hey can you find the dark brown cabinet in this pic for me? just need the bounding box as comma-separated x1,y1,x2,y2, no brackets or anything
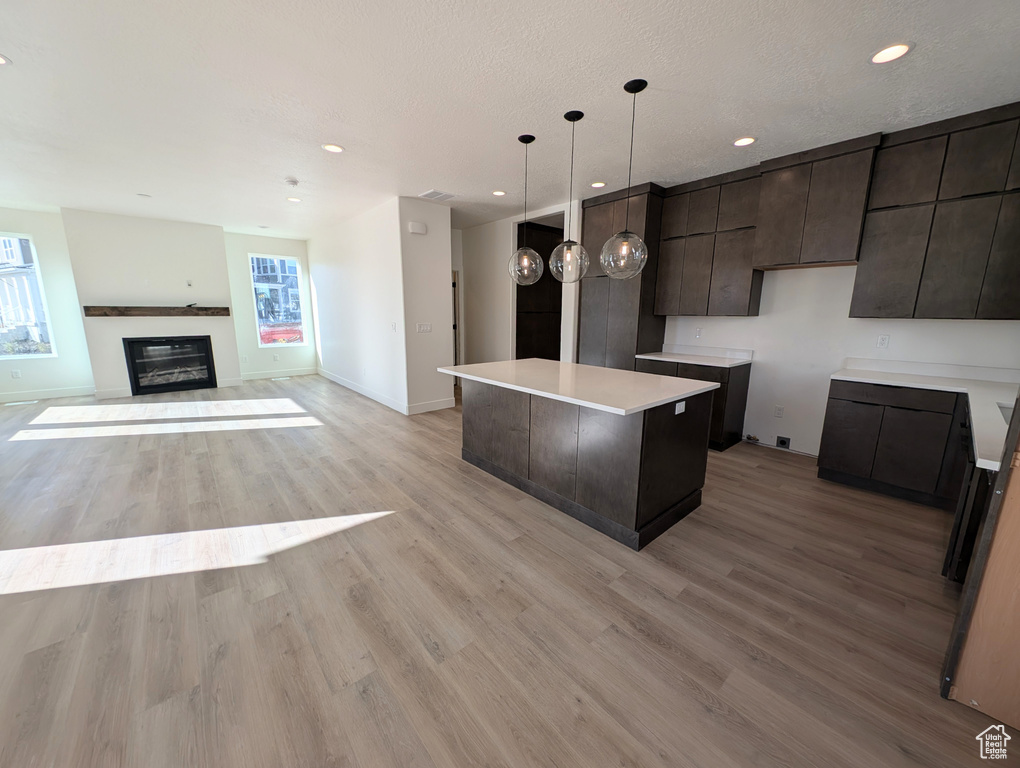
753,164,811,268
977,193,1020,319
915,197,1001,319
708,230,761,316
818,380,969,509
717,177,760,231
578,186,665,371
653,238,684,316
660,193,689,239
868,136,947,209
938,120,1019,200
678,234,714,315
849,205,935,318
635,359,751,451
687,187,719,235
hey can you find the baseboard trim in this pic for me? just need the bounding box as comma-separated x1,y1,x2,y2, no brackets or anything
241,368,317,381
407,397,456,415
94,387,133,400
817,467,956,511
1,385,96,404
316,368,408,414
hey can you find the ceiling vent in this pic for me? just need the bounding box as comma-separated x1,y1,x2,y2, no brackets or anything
419,189,454,202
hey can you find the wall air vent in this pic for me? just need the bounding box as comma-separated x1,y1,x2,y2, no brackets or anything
418,189,454,202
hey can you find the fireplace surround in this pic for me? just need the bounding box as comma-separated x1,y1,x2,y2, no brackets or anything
123,336,217,396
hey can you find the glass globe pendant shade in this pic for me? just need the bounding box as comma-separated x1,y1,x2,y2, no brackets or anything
548,240,589,283
600,230,648,280
508,246,544,286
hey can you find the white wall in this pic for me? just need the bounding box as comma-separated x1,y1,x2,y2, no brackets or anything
0,207,94,402
451,229,466,366
61,209,242,398
223,233,315,380
665,266,1020,456
308,198,409,412
398,198,455,414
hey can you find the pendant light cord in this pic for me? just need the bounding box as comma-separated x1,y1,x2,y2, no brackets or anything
625,91,637,232
523,142,529,248
567,120,576,240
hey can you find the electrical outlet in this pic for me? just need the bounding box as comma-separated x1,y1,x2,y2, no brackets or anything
675,401,686,415
695,327,702,339
877,334,890,349
776,436,791,449
416,323,432,333
10,370,22,379
774,405,785,418
273,353,280,361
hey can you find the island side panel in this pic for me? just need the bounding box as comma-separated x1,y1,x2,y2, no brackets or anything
575,407,643,529
461,379,494,461
529,398,580,501
462,380,530,477
637,391,714,529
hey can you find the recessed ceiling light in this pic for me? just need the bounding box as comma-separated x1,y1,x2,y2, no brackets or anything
321,144,344,153
492,190,506,196
287,197,301,203
871,43,911,64
0,54,10,65
734,137,755,147
591,182,606,188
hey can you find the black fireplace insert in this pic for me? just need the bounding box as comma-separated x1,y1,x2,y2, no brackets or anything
123,336,217,396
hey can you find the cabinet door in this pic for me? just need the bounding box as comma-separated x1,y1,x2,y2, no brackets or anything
687,187,720,235
635,359,678,376
654,238,684,315
871,407,953,494
678,234,714,315
868,137,947,209
849,205,934,318
660,194,689,239
938,120,1019,200
1008,129,1020,191
753,164,811,267
800,149,874,264
578,276,609,366
817,399,884,478
606,273,641,370
717,177,761,231
581,201,615,278
915,197,1001,318
977,193,1020,319
708,230,758,316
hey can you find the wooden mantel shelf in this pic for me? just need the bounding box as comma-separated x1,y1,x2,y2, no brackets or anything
83,306,231,318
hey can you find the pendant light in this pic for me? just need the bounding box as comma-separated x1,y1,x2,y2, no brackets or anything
549,111,589,283
508,134,544,286
601,79,649,280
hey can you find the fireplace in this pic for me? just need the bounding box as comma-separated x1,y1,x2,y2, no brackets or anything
123,336,217,396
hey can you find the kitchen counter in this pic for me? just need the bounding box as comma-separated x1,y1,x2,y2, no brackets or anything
635,352,751,369
832,367,1019,471
439,359,718,549
439,358,718,416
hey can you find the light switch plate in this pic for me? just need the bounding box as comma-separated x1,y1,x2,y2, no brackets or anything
675,401,686,415
416,323,432,333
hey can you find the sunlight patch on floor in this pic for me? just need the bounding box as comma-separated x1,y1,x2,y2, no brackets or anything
10,416,323,440
0,512,393,594
30,398,307,424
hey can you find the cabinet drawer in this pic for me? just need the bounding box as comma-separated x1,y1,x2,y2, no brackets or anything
635,359,678,376
675,363,729,384
828,380,957,414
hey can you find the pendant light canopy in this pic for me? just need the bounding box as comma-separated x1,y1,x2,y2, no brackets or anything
508,134,545,286
601,79,649,280
549,111,590,284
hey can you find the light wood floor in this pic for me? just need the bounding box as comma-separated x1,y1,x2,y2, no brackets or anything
0,375,998,767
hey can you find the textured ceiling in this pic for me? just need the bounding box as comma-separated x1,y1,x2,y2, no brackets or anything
1,0,1019,236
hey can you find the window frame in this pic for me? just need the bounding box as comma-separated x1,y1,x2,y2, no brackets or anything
0,232,58,360
248,253,308,349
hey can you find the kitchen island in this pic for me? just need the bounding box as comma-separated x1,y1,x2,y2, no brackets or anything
438,359,719,549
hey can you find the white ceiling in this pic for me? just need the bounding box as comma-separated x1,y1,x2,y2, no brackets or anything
1,0,1019,238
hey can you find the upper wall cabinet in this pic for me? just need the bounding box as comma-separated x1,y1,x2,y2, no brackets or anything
753,136,878,269
578,186,665,370
851,104,1020,319
654,168,763,317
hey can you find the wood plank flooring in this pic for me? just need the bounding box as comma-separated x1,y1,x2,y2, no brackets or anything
0,375,1000,767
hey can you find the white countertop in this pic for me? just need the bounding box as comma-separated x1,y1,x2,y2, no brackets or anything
439,359,720,416
636,352,752,368
832,367,1019,471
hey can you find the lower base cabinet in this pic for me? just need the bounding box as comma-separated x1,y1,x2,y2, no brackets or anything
817,380,969,509
635,359,751,451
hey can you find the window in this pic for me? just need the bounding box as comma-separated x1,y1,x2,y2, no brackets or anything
0,235,55,357
249,254,306,346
